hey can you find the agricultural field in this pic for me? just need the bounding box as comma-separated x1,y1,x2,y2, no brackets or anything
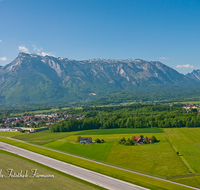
9,128,189,177
0,131,22,137
13,130,79,145
10,106,71,116
4,127,200,188
0,150,102,190
164,128,200,173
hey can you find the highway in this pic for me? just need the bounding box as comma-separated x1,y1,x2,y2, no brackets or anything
0,141,148,190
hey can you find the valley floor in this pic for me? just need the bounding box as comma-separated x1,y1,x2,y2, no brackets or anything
1,127,200,189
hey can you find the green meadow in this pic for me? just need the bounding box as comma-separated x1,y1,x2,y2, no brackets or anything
10,107,71,116
13,130,79,145
0,136,193,190
77,128,164,135
165,128,200,173
0,150,102,190
5,127,200,188
44,141,113,161
0,131,22,137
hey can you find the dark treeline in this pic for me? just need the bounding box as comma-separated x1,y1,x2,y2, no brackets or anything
50,104,200,132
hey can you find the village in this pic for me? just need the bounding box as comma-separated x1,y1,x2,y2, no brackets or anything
0,111,84,132
182,103,200,113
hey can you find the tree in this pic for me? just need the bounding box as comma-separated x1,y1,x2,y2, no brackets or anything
145,136,149,144
132,137,137,143
95,138,101,143
118,137,126,144
150,135,158,143
77,136,81,142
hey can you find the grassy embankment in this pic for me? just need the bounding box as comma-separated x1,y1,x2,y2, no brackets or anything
0,149,103,190
0,134,192,190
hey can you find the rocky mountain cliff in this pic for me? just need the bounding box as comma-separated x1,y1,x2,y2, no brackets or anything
186,69,200,81
0,53,199,105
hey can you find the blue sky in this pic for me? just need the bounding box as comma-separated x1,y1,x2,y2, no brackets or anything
0,0,199,74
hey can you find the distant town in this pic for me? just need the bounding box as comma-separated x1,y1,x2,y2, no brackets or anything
0,110,84,132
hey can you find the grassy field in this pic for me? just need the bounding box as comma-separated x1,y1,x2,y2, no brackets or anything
173,101,200,104
0,149,102,190
13,130,79,145
10,107,71,116
0,136,192,190
77,128,164,136
44,141,114,162
0,132,22,137
12,128,189,177
165,128,200,173
5,127,200,188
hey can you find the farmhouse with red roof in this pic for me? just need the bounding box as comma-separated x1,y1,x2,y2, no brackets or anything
132,136,152,144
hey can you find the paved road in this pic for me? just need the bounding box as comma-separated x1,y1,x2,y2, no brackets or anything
0,141,148,190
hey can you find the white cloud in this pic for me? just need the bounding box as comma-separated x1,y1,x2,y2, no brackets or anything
32,44,43,52
18,45,29,53
159,57,169,60
41,52,55,57
0,40,2,42
0,57,7,61
176,64,194,69
32,45,54,57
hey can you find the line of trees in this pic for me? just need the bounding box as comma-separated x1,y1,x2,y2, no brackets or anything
50,111,200,132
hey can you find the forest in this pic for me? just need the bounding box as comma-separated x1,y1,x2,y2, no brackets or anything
50,104,200,132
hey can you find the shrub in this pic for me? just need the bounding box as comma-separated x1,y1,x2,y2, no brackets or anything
95,138,101,143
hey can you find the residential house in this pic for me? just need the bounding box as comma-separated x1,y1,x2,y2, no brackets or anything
80,137,92,144
132,136,152,144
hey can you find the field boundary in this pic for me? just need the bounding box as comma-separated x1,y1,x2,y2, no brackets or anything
165,136,195,173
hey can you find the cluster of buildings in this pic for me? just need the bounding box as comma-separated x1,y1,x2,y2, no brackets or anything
79,137,93,144
182,103,200,113
0,111,84,132
132,136,152,144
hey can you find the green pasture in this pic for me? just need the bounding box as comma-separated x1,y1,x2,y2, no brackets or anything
173,101,200,105
0,131,22,137
61,132,189,177
77,128,164,136
0,150,101,190
106,139,189,177
0,136,193,190
10,106,71,116
63,132,159,142
13,130,79,145
44,141,113,162
11,128,191,177
8,127,200,188
165,128,200,173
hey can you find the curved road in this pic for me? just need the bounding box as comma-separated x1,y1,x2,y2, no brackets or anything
0,141,148,190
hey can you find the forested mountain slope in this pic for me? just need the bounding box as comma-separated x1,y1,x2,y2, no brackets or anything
0,52,199,105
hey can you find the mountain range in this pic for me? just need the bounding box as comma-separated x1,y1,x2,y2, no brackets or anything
186,69,200,81
0,52,199,105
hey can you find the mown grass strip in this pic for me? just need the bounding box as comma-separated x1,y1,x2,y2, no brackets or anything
0,136,197,190
0,149,104,190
